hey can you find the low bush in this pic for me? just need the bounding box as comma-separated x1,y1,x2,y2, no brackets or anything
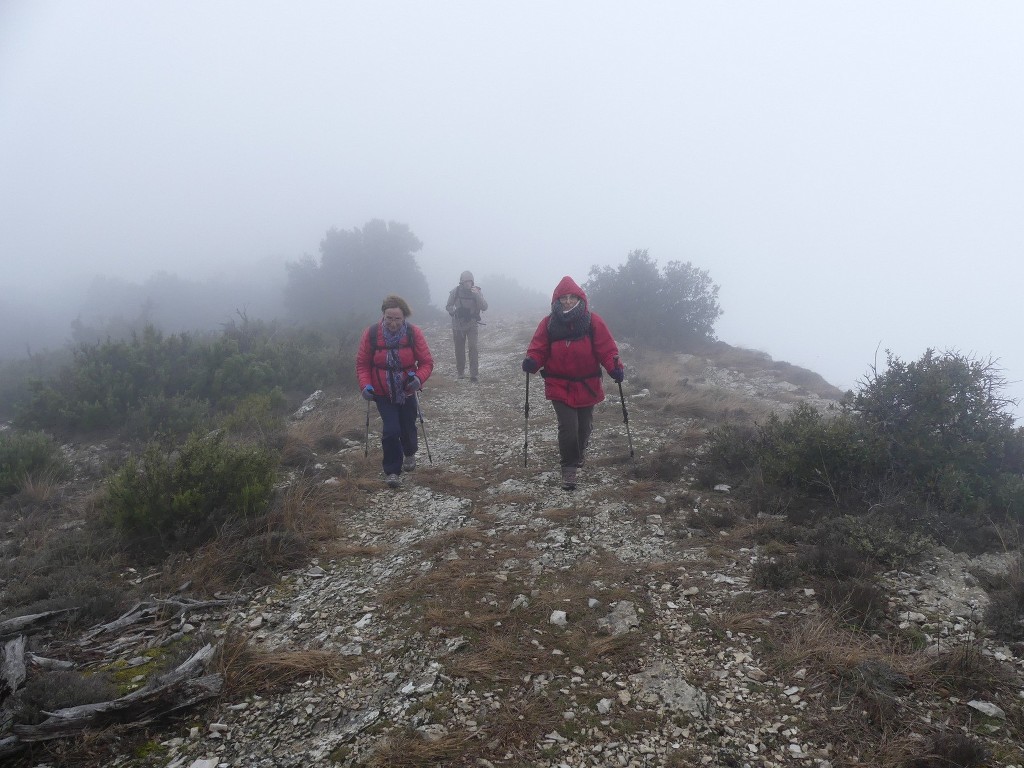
905,733,989,768
983,559,1024,641
0,429,66,497
219,389,287,435
12,670,119,725
817,578,887,630
700,350,1024,542
17,320,341,435
101,431,278,554
752,543,801,589
125,393,211,439
810,514,933,570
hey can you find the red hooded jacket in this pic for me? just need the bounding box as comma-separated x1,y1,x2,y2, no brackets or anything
356,322,433,401
524,276,621,408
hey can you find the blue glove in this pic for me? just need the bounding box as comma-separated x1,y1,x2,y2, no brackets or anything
405,374,421,393
522,358,540,374
610,365,625,383
361,385,375,401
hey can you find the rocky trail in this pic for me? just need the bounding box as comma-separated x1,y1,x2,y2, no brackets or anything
18,319,1023,768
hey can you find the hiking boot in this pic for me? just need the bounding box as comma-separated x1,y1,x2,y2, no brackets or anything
470,377,479,383
457,373,466,380
561,466,577,491
385,473,402,489
402,455,416,472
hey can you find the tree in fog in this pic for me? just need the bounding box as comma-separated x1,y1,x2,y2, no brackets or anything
585,249,722,349
284,220,431,326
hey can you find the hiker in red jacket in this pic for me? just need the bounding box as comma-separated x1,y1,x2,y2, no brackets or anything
521,276,624,490
356,295,434,489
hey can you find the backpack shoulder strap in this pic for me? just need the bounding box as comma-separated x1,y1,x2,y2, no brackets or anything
369,324,414,352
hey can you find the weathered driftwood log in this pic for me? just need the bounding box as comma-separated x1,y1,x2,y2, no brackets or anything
26,653,76,671
81,597,240,643
12,644,221,743
0,610,76,641
1,636,27,700
79,602,161,642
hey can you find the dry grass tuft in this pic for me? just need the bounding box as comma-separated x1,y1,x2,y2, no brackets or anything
329,541,387,559
218,633,358,697
169,477,343,593
290,396,367,446
365,729,478,767
714,609,776,635
540,506,587,523
414,526,490,557
17,469,63,504
920,641,1016,697
268,478,347,537
447,634,535,681
769,616,899,678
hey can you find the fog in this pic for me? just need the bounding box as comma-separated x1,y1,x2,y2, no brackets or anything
2,2,1022,418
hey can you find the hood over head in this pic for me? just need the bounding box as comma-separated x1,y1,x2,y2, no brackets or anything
460,270,474,284
550,275,588,309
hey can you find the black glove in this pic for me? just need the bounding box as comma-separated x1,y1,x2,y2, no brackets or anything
522,358,540,374
610,365,624,383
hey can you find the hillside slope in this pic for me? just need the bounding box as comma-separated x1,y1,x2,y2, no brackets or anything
15,318,1022,768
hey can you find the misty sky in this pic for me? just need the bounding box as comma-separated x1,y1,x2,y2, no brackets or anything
2,2,1023,417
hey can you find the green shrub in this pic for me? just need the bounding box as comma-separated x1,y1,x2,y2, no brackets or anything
125,394,211,439
751,543,801,589
17,320,340,435
853,349,1024,517
102,431,278,553
219,389,287,434
0,429,65,497
700,349,1024,533
753,403,885,507
810,514,933,570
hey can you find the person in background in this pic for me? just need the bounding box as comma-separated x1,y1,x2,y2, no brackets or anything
521,275,624,491
355,295,434,489
445,270,488,382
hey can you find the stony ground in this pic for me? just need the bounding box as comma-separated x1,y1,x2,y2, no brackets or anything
92,319,1022,768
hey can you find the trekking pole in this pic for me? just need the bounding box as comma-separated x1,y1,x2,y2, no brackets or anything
614,356,637,472
414,392,433,464
523,371,530,467
364,399,371,458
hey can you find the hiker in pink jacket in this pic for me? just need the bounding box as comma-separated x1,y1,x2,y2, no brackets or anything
356,295,434,488
521,276,624,490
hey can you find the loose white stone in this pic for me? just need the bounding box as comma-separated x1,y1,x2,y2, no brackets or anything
967,700,1006,719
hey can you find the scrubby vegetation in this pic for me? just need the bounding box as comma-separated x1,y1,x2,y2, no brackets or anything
702,349,1024,544
102,431,278,554
1,224,1022,767
584,248,722,349
0,429,66,497
14,318,342,435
